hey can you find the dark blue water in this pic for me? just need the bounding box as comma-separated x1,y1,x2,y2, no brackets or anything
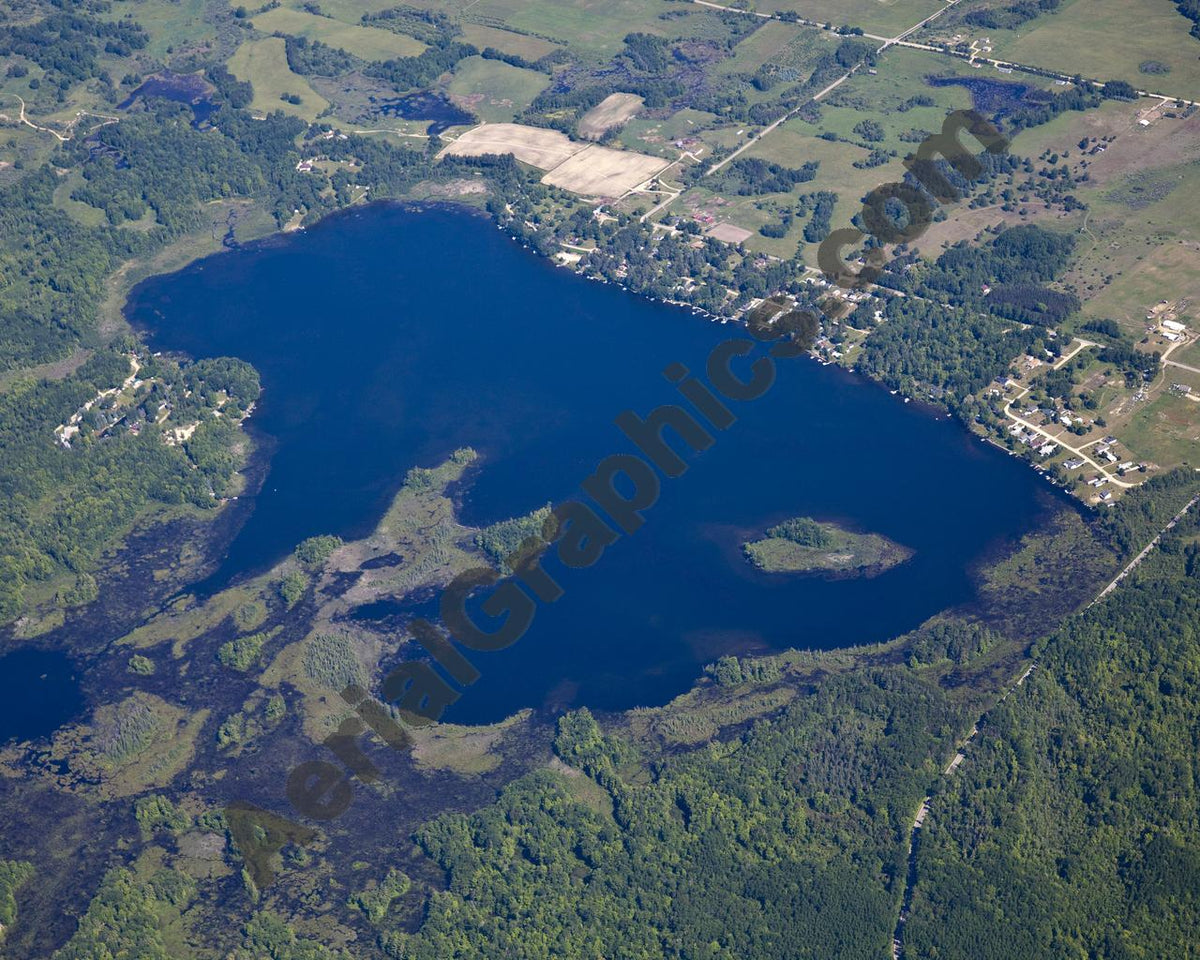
119,72,217,125
0,648,82,743
128,203,1065,722
371,92,475,134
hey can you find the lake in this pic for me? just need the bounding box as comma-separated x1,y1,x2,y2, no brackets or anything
128,202,1066,724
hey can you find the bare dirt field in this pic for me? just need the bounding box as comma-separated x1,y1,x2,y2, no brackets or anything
706,222,754,244
578,92,644,140
542,142,670,197
442,123,670,197
439,122,586,169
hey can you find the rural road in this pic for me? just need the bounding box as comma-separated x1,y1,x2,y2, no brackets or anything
998,339,1136,489
893,490,1199,958
1090,493,1200,606
704,70,855,175
8,94,119,143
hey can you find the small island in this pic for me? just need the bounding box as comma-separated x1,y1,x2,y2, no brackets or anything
743,516,913,579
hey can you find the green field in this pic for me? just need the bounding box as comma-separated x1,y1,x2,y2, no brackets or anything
252,6,427,59
1125,388,1200,466
228,37,331,121
102,0,221,60
715,19,830,74
460,22,563,61
52,171,108,228
1067,156,1200,329
405,0,682,55
753,0,947,36
984,0,1200,94
813,47,978,148
445,56,551,122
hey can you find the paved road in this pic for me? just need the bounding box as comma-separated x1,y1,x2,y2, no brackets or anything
704,70,856,176
998,340,1135,488
688,0,1198,108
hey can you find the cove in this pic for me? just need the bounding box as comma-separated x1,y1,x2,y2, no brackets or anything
129,202,1067,724
0,648,82,743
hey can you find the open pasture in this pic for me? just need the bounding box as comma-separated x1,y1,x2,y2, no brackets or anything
752,0,947,36
446,57,550,122
459,23,563,60
228,37,330,121
982,0,1200,96
251,6,427,59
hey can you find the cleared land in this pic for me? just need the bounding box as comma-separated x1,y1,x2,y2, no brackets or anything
441,123,670,196
579,93,645,139
102,0,219,60
445,57,550,123
542,142,671,196
459,23,563,60
706,222,755,243
753,0,947,36
251,6,427,59
464,0,678,53
228,37,330,121
715,19,828,74
978,0,1200,94
440,122,586,168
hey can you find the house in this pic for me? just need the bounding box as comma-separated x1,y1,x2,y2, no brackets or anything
1099,491,1114,502
1063,458,1085,470
1038,441,1057,456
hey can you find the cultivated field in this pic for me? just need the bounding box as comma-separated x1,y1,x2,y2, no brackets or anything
440,122,586,168
441,123,670,196
578,93,645,139
251,6,427,59
542,142,670,195
227,37,330,121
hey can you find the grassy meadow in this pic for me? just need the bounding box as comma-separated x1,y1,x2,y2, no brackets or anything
251,6,427,59
228,37,331,121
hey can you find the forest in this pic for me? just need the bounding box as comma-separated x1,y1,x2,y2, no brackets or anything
857,225,1078,407
906,506,1200,959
